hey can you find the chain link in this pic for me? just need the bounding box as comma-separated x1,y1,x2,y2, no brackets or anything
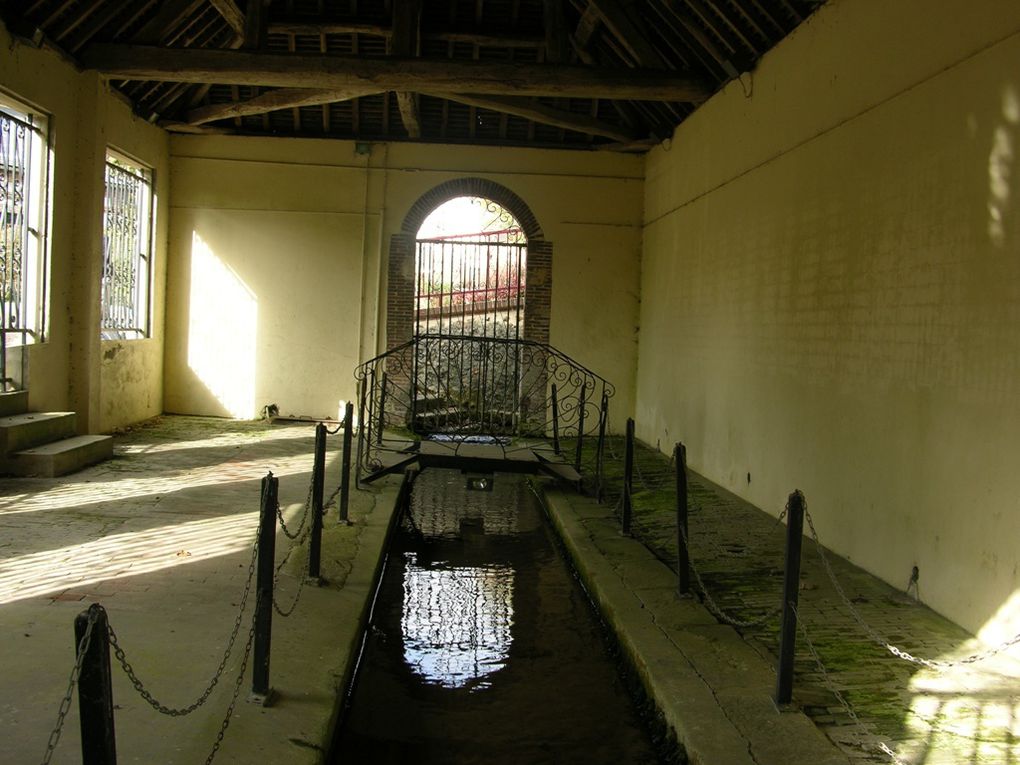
203,591,261,765
803,506,1020,670
108,523,260,716
793,604,911,765
41,605,100,765
679,522,783,629
276,474,314,540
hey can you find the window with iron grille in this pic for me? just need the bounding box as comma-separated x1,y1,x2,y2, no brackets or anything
101,152,152,339
0,94,49,389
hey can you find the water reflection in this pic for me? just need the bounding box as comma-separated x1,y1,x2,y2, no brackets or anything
401,552,514,691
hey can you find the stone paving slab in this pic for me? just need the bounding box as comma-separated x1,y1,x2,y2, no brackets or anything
542,484,850,765
593,436,1020,765
0,416,401,765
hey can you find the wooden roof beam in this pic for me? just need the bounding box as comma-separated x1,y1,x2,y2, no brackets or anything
430,92,638,143
186,86,380,125
267,21,544,48
132,0,204,45
587,0,667,68
391,0,422,139
81,45,711,101
208,0,245,38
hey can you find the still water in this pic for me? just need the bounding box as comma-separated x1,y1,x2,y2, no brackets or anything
331,469,665,764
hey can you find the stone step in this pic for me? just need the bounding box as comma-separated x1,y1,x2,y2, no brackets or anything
0,390,29,417
0,411,77,454
3,435,114,477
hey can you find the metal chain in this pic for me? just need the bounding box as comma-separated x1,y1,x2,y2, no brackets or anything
203,591,261,765
323,484,341,511
679,522,783,629
41,605,100,765
108,524,261,716
793,604,910,765
273,544,309,618
276,475,314,540
325,423,343,435
804,506,1020,670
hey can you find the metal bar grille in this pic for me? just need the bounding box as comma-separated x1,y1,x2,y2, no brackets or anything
0,111,34,336
101,158,151,338
413,231,526,434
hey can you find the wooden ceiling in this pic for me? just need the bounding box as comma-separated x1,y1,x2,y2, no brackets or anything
1,0,825,151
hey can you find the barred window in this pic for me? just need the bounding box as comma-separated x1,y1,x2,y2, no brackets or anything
0,95,49,353
101,152,152,339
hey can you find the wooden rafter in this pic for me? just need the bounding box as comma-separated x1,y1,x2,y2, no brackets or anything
208,0,245,37
132,0,205,45
429,93,638,143
81,45,710,101
391,0,422,139
587,0,667,68
268,21,544,48
186,86,380,124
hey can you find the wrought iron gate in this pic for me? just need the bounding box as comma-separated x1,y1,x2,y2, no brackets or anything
413,233,526,434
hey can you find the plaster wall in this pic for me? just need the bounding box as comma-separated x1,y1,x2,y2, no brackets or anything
637,0,1020,635
166,137,642,429
0,22,169,433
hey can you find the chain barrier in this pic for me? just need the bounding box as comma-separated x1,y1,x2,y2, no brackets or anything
108,522,261,717
203,591,261,765
794,604,910,765
40,605,100,765
273,513,311,617
323,484,341,512
325,423,343,435
679,522,783,629
276,474,314,540
803,505,1020,671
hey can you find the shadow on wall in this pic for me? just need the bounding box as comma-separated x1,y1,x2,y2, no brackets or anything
185,231,258,418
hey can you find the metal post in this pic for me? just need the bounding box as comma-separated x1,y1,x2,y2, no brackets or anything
595,392,609,502
573,381,587,472
355,378,367,486
775,490,805,707
675,442,690,596
376,371,388,445
551,383,561,455
308,424,325,581
365,367,376,451
339,401,354,523
622,417,634,535
251,472,277,704
76,604,116,765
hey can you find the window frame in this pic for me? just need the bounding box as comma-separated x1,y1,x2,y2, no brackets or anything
101,148,154,340
0,91,51,347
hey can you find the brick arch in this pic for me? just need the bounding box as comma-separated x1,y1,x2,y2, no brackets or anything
399,177,544,241
386,179,551,352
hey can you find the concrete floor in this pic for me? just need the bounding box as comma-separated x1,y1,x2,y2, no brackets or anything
2,416,1018,764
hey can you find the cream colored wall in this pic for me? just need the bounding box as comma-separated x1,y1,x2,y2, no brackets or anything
165,136,642,428
0,21,169,433
637,0,1020,635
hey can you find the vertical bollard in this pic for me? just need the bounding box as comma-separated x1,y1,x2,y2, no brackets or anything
775,489,805,707
355,379,367,486
595,392,609,502
622,417,634,535
376,371,388,445
551,383,561,455
76,604,116,765
251,472,277,705
308,423,326,581
675,442,690,596
339,401,354,523
573,381,587,472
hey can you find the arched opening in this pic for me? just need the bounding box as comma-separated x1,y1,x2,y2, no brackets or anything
414,196,527,343
385,178,551,356
412,197,527,434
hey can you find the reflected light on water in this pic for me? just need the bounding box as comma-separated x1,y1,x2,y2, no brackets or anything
0,511,257,604
401,552,514,691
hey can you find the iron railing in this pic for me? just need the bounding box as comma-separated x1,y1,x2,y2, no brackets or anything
354,334,615,484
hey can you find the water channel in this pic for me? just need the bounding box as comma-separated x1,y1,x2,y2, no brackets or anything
330,468,666,764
